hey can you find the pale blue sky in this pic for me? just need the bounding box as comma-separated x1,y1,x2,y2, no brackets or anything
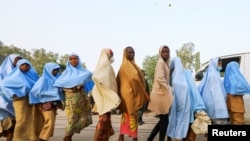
1,0,250,72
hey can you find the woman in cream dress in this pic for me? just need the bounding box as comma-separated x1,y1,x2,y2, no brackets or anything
92,48,121,141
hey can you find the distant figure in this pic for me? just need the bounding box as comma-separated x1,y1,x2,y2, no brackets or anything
29,62,64,141
54,53,93,141
198,58,229,125
223,61,250,125
1,59,40,141
116,46,149,141
137,69,150,125
147,45,173,141
0,54,22,141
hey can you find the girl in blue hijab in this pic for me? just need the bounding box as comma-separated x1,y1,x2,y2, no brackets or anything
1,58,40,141
167,57,191,141
198,58,229,125
0,54,22,140
223,61,250,125
54,53,92,141
29,62,64,141
183,69,207,141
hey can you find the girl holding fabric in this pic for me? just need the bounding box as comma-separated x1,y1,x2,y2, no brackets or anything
29,62,64,141
1,59,40,141
116,46,149,141
54,53,92,141
223,61,250,125
147,45,173,141
0,54,22,141
92,48,121,141
183,69,207,141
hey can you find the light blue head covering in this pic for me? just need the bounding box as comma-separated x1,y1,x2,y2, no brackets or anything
0,54,21,82
167,57,191,139
198,57,228,119
224,61,250,95
1,59,39,99
54,53,92,88
184,69,206,122
29,62,63,104
0,54,21,120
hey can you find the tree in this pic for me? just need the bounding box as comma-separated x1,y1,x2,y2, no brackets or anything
142,54,159,91
0,40,3,47
0,40,88,75
30,48,59,75
176,42,200,71
195,52,201,71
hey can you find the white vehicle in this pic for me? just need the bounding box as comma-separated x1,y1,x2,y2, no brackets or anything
194,52,250,124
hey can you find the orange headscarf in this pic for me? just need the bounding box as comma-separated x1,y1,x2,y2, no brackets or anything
116,47,148,114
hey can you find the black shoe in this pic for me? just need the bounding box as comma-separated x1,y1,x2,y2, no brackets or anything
138,120,145,125
154,115,160,118
139,121,143,125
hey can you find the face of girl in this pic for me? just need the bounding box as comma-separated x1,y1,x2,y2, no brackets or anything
69,55,79,67
52,68,59,76
126,47,135,60
161,46,170,61
19,63,30,72
13,57,22,67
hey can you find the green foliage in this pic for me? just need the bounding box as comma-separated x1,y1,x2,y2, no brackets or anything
0,44,31,59
0,40,87,75
176,42,200,71
30,48,59,75
142,54,159,91
195,52,201,71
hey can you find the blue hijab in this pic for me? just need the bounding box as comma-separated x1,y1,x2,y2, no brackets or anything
0,54,21,118
29,62,63,104
84,79,94,94
184,69,206,122
167,57,191,139
1,59,39,99
0,54,21,83
198,58,228,119
54,53,92,89
224,61,250,95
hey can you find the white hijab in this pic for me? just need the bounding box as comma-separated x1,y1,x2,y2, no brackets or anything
91,48,121,115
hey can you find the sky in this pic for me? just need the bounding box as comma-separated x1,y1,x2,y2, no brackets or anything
1,0,250,73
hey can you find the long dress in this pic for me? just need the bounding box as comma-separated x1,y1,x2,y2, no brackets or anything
116,48,148,138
